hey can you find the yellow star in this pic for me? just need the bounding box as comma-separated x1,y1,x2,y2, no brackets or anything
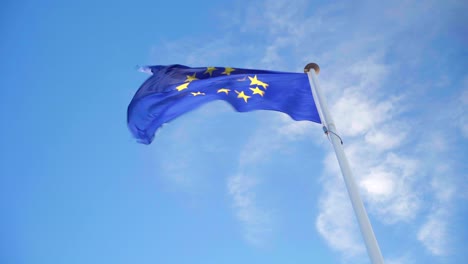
217,88,231,94
250,86,265,97
204,67,217,76
176,82,189,91
185,73,198,82
248,75,269,89
221,67,235,75
191,91,205,96
235,90,251,103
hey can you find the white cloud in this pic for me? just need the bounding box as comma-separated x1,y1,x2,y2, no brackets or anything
227,114,321,245
360,171,395,197
232,0,426,257
316,174,366,258
150,0,466,261
159,159,192,188
461,81,468,105
362,153,420,222
348,56,390,90
276,114,322,142
458,81,468,138
238,124,283,168
364,128,406,151
430,166,456,202
460,115,468,138
417,164,457,256
385,255,415,264
227,173,272,246
332,89,394,137
417,209,449,256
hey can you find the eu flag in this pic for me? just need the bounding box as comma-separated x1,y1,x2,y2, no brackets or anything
128,64,321,144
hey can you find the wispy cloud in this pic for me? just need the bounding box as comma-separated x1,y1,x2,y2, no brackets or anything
418,208,450,256
149,0,467,260
457,79,468,138
385,255,415,264
227,173,272,246
416,149,457,256
226,115,320,246
316,161,365,258
223,0,465,257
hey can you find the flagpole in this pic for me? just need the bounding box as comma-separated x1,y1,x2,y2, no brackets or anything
304,63,385,264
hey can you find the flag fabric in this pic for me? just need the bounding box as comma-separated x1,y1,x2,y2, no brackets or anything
127,64,321,144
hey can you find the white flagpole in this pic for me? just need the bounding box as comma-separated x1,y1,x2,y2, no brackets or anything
304,63,385,264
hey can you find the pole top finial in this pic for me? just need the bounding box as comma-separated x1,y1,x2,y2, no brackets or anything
304,63,320,74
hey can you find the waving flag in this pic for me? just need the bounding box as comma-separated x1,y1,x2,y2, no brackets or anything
127,64,321,144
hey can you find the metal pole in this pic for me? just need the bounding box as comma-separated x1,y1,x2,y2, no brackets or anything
304,63,385,264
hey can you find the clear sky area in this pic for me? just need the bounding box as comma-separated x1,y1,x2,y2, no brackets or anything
1,0,467,263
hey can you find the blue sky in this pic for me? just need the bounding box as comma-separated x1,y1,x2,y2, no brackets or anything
1,0,467,263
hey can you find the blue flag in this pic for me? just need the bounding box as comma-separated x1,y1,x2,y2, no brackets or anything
128,64,321,144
